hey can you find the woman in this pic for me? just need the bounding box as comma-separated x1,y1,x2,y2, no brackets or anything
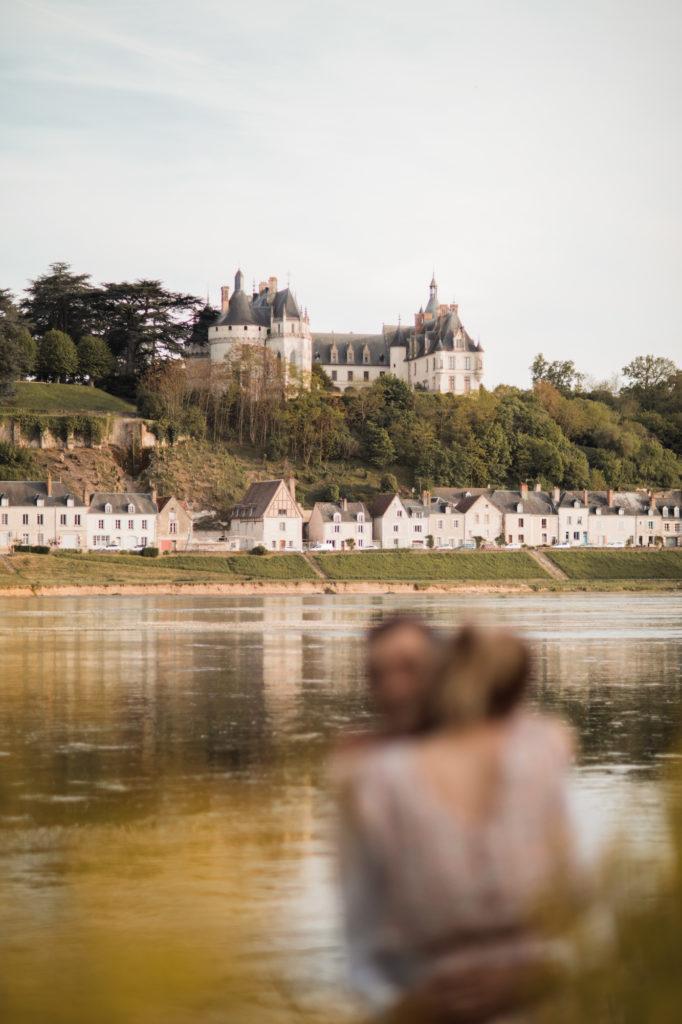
337,625,581,1022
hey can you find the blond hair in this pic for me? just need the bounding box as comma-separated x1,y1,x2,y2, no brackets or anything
429,625,531,727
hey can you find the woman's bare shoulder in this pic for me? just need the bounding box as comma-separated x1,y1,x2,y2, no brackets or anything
518,709,576,762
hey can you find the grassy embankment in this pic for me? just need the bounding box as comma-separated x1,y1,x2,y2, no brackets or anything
546,548,682,580
0,551,318,589
1,381,136,414
315,549,545,581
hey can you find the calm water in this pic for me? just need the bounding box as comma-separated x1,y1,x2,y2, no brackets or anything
1,593,681,1021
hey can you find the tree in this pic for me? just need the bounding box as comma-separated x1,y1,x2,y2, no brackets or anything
23,262,96,339
0,442,37,480
531,353,585,394
380,472,399,492
365,424,396,467
37,329,79,382
77,335,114,384
622,356,677,397
0,290,37,397
98,280,203,375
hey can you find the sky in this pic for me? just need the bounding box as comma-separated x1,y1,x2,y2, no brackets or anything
1,0,680,387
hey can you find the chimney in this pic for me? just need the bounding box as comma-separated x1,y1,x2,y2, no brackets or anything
220,285,230,313
268,276,278,295
582,489,589,506
46,472,52,498
520,482,529,499
552,486,561,504
286,477,296,501
607,488,614,508
340,497,348,512
421,489,431,507
534,481,542,492
150,482,158,505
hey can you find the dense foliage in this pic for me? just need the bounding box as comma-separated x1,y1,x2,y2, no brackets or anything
139,352,680,490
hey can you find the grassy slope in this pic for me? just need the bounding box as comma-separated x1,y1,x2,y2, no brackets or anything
315,550,546,580
0,551,316,588
547,549,682,580
2,382,135,414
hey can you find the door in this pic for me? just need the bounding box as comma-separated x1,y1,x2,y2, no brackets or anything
279,539,286,550
60,535,78,549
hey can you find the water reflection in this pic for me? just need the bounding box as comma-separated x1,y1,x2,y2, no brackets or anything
0,593,681,1017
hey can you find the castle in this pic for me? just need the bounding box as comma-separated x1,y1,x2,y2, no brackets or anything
206,270,484,394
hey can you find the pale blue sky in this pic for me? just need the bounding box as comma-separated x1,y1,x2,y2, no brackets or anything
1,0,680,385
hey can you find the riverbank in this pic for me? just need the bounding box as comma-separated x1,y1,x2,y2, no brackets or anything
0,549,679,596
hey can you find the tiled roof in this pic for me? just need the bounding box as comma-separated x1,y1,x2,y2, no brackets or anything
313,501,369,523
88,492,158,515
0,480,84,508
312,334,389,368
368,493,402,517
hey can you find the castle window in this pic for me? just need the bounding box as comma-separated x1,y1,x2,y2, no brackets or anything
331,370,337,381
449,376,455,390
464,376,471,392
448,356,455,369
465,356,471,370
347,370,354,382
363,371,369,381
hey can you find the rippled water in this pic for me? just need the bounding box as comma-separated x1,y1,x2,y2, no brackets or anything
0,593,681,1020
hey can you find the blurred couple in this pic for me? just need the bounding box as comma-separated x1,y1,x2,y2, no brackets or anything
334,616,586,1024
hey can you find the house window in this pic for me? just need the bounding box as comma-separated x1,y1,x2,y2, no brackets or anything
334,525,340,533
98,519,104,530
464,377,471,392
448,357,455,369
414,525,422,533
128,519,134,530
393,525,399,533
74,514,81,526
37,514,44,525
518,534,524,543
518,518,524,527
271,541,276,549
438,520,443,529
115,519,121,529
363,371,369,381
1,514,7,526
542,533,547,544
648,521,654,530
396,510,403,518
465,356,471,370
573,531,580,540
22,533,29,545
541,518,547,528
279,522,286,531
22,514,29,525
449,376,455,390
60,514,67,526
331,370,337,381
141,519,148,530
358,524,364,533
169,521,177,534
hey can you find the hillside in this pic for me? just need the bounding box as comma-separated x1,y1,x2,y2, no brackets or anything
1,381,135,414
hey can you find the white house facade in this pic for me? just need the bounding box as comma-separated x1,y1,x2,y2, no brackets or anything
87,492,158,550
307,500,371,549
368,494,413,549
0,479,88,550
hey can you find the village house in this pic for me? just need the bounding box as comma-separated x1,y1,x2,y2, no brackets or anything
307,499,372,549
0,477,88,550
157,496,193,552
493,484,559,547
367,493,413,548
87,491,158,550
426,493,466,549
635,490,682,548
227,478,303,551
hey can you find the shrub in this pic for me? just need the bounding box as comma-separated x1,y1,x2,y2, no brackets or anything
140,547,159,558
13,544,50,554
250,545,268,556
380,473,399,492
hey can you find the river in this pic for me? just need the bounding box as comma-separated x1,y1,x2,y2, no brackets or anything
0,593,681,1022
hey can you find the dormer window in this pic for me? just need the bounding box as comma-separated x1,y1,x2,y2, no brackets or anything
648,506,655,516
573,500,581,509
0,496,7,507
357,512,364,523
347,345,354,363
105,502,113,514
662,506,669,517
127,503,135,514
675,507,680,518
516,503,523,513
618,507,625,516
595,507,602,516
36,497,44,507
363,346,370,364
333,512,341,523
330,344,338,364
66,497,74,508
